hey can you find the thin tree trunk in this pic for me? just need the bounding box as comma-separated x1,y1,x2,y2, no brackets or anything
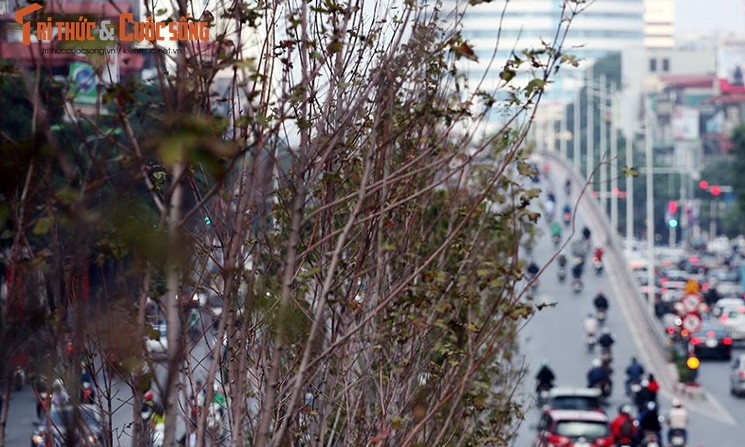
164,161,186,447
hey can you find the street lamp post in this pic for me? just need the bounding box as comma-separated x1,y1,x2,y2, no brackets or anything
586,66,594,187
574,88,581,173
645,96,655,316
610,82,618,234
625,133,634,246
599,74,608,212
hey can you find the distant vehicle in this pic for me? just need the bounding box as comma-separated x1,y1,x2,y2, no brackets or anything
713,298,745,341
715,281,742,299
146,322,168,358
532,409,613,447
545,388,604,413
730,354,745,397
688,320,733,360
708,268,741,284
31,404,104,446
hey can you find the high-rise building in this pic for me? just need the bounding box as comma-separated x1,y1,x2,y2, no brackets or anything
644,0,674,48
455,0,644,102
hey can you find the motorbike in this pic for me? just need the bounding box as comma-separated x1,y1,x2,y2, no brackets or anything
628,379,642,399
596,309,607,325
640,431,661,447
592,256,603,275
593,381,611,405
572,279,583,294
551,233,561,247
36,391,51,419
536,382,552,406
557,267,567,283
13,365,26,391
586,333,596,353
600,346,613,364
669,428,687,447
562,211,571,227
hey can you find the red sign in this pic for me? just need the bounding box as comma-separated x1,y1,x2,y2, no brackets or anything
682,314,702,333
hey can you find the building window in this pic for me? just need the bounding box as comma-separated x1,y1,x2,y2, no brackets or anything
649,58,657,72
662,58,670,72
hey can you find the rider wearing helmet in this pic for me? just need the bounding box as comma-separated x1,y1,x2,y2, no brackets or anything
594,291,609,313
666,399,688,445
610,405,638,446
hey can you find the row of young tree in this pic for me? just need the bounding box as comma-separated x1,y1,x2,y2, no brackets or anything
0,0,589,445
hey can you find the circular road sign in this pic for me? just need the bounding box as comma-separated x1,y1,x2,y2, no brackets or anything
682,314,702,334
681,293,702,314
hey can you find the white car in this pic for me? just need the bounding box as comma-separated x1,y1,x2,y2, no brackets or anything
713,298,745,341
146,323,168,357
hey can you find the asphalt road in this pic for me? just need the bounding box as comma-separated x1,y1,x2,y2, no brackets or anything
4,309,221,446
512,167,745,447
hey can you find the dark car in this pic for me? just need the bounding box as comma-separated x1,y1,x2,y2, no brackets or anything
689,320,733,360
32,404,103,447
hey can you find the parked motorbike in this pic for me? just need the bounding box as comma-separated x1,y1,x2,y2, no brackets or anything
593,256,603,275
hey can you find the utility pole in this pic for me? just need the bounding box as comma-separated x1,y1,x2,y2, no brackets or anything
587,66,594,187
625,133,634,245
645,96,655,316
599,74,607,211
560,107,568,159
574,88,581,173
610,81,619,235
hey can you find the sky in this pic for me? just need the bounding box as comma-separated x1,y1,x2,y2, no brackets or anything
676,0,745,36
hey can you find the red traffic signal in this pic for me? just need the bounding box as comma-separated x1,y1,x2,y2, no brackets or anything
668,200,678,214
699,180,709,190
710,185,721,196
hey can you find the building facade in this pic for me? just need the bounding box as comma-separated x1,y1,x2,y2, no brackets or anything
456,0,644,102
644,0,674,49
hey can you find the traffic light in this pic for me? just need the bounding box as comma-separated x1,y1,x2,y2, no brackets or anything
668,200,678,214
685,355,700,383
204,216,212,225
668,218,678,228
710,185,721,196
699,180,709,190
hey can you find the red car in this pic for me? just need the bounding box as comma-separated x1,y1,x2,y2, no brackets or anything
533,409,614,447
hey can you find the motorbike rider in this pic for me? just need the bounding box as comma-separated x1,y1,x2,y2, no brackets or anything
51,378,70,407
557,253,567,268
571,258,585,283
565,179,572,196
594,291,609,313
598,327,615,353
638,401,663,446
584,313,599,338
527,261,540,278
535,360,556,392
550,221,562,239
634,379,655,412
81,381,95,404
647,374,660,402
625,357,645,396
666,399,688,445
594,246,605,262
587,359,610,391
611,404,638,446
